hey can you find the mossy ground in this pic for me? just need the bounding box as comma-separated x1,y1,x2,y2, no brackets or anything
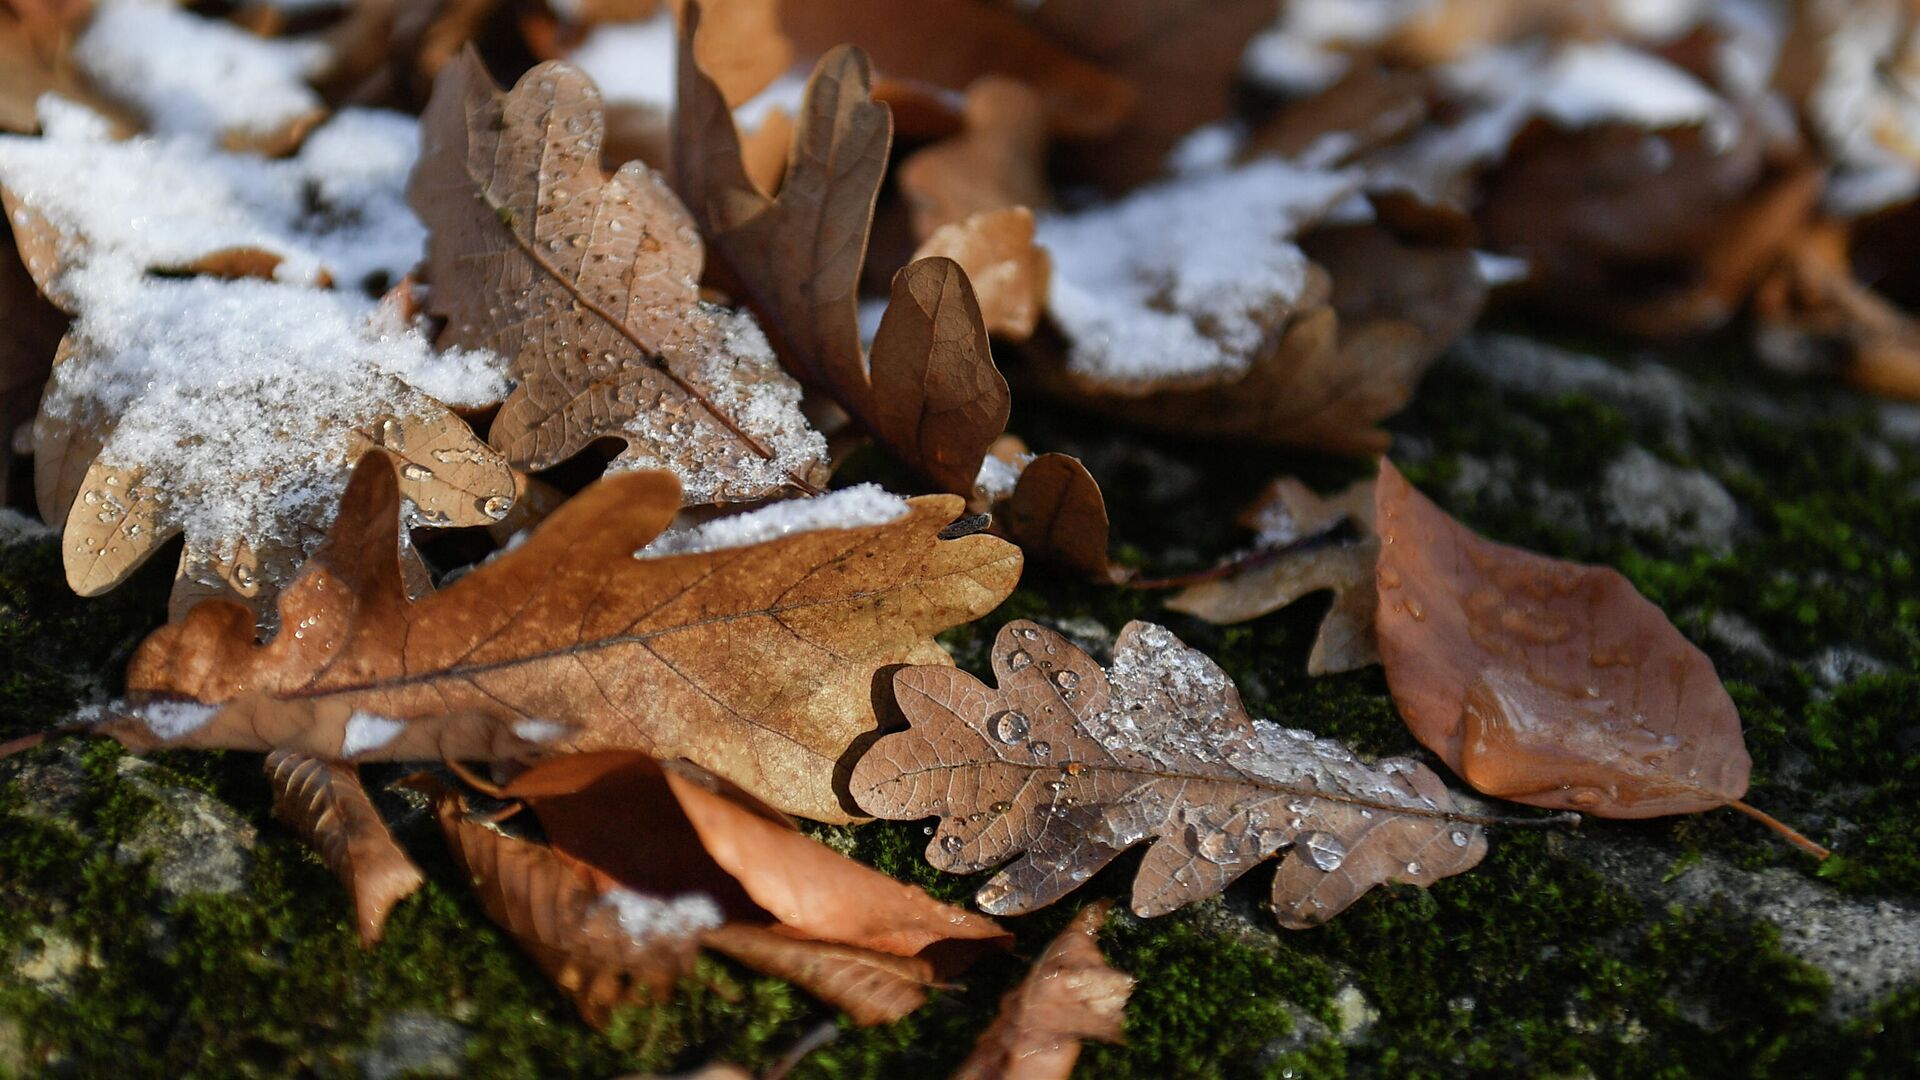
2,326,1917,1078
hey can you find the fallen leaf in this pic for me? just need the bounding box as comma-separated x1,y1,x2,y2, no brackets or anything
952,901,1133,1080
410,49,829,504
995,452,1112,579
1166,477,1381,676
779,0,1131,138
0,214,62,503
0,15,132,136
1371,460,1822,857
423,779,713,1026
124,451,1021,821
896,77,1050,241
699,924,938,1026
1017,0,1278,187
851,620,1490,927
265,750,424,947
674,12,1012,492
911,207,1050,342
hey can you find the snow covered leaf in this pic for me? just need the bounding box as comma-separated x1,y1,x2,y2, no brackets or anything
1371,461,1823,856
896,78,1050,242
779,0,1131,139
0,15,131,136
409,50,828,504
952,901,1132,1080
75,2,329,151
911,207,1050,342
851,620,1491,928
126,452,1021,822
420,778,714,1027
265,750,423,947
1168,477,1380,676
674,17,1011,493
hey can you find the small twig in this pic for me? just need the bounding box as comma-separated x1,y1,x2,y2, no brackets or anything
442,758,509,799
1125,522,1357,591
762,1022,839,1080
1728,799,1831,859
0,722,89,762
1446,808,1583,830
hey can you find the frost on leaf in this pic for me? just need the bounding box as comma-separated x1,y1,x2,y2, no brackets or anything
409,50,830,505
851,620,1489,928
953,900,1133,1080
673,9,1011,494
1168,476,1380,676
0,105,514,616
124,453,1022,822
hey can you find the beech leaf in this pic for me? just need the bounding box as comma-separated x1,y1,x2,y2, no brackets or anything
1167,477,1380,676
851,620,1490,928
265,750,424,947
1372,460,1760,819
673,7,1011,493
952,901,1133,1080
123,452,1021,821
410,49,829,504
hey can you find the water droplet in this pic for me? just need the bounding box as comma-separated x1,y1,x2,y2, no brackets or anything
1052,669,1079,690
1405,861,1424,875
401,463,434,482
1029,741,1052,762
481,495,512,519
83,490,101,505
989,710,1030,745
1018,627,1039,640
1450,830,1469,847
1298,831,1347,872
1197,830,1239,864
378,418,405,450
1045,779,1068,793
1005,648,1032,671
990,801,1012,815
922,825,933,836
125,523,142,537
940,835,963,855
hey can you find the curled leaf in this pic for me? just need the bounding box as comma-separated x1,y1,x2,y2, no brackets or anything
952,901,1133,1080
701,924,936,1026
911,207,1051,342
852,620,1490,928
265,751,424,947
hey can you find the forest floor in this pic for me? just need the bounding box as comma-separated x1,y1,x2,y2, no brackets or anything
1,324,1917,1079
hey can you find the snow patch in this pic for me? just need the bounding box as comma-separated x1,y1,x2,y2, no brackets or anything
340,711,405,757
637,486,909,557
973,454,1032,505
136,701,219,741
1037,159,1360,384
511,719,571,744
596,888,724,944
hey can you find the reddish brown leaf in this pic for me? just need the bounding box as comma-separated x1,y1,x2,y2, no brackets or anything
674,8,1012,493
701,924,936,1026
952,901,1133,1080
1373,459,1751,818
122,452,1021,821
410,49,828,504
265,751,424,947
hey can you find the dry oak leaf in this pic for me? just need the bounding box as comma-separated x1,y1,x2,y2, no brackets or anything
896,77,1051,243
423,780,715,1028
498,751,1005,1022
1372,461,1824,855
1167,477,1380,676
674,10,1012,494
125,451,1022,822
989,449,1113,581
410,49,829,505
911,207,1050,342
778,0,1131,139
852,620,1490,928
265,750,424,947
952,901,1132,1080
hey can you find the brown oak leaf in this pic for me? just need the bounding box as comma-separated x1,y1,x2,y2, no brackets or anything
896,77,1051,243
952,901,1133,1080
984,448,1113,580
851,620,1491,928
1167,477,1380,676
911,207,1050,342
124,451,1021,821
410,49,829,504
1372,461,1826,856
673,8,1012,493
265,750,424,947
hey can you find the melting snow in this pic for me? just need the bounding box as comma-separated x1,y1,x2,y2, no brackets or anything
135,700,218,741
597,888,724,944
1036,159,1360,384
340,711,405,757
511,719,571,744
637,486,909,557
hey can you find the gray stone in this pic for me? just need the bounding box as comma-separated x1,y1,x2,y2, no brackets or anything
9,928,95,997
113,758,256,906
1810,646,1890,688
1446,334,1702,448
1601,448,1737,552
357,1012,471,1080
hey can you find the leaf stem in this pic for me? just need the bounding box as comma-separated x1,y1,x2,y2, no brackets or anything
1728,799,1831,859
0,723,87,761
1124,522,1357,590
